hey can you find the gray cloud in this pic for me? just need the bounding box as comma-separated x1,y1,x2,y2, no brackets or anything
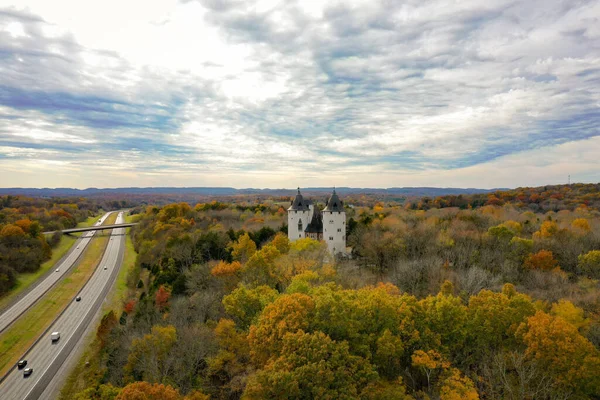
0,0,599,187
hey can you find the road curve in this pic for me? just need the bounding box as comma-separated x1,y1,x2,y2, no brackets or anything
0,212,113,333
0,212,126,400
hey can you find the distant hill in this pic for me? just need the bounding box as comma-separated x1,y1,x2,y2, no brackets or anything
406,183,600,212
0,186,506,198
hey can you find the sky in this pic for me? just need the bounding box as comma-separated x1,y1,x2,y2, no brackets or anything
0,0,599,189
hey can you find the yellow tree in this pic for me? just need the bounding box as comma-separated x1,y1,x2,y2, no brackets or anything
241,244,280,287
550,299,590,332
247,293,315,367
116,382,180,400
125,325,177,383
270,232,290,254
243,330,378,400
439,368,479,400
578,250,600,278
222,285,279,330
230,233,256,263
521,311,600,396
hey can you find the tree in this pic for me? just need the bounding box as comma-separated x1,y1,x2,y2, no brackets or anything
183,390,210,400
465,288,535,364
230,233,256,263
533,220,558,239
520,311,600,396
439,368,479,400
208,319,251,398
270,232,290,254
241,244,280,287
243,330,378,400
550,299,590,332
97,310,118,348
360,378,414,400
571,218,591,235
418,292,468,355
523,250,559,270
116,382,180,400
155,285,171,311
248,293,315,367
411,350,450,391
577,250,600,278
222,285,278,330
125,325,178,383
374,329,405,379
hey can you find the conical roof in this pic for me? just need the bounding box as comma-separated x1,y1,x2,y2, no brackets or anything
288,187,310,211
323,188,344,212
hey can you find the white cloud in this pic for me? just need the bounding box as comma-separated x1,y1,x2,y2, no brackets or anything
0,0,599,188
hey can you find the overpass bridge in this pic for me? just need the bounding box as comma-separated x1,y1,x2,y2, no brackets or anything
43,223,138,235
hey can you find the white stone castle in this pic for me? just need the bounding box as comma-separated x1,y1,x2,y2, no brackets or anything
287,188,346,255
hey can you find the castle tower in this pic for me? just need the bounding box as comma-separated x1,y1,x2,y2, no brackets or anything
287,188,311,241
322,188,346,255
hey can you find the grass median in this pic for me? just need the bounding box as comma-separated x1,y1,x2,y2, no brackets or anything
0,213,105,311
0,212,118,376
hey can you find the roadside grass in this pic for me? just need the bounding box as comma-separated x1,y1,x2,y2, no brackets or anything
59,214,142,399
0,213,118,376
0,213,104,311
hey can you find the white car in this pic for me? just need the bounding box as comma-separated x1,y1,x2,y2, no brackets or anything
55,269,59,273
51,332,60,342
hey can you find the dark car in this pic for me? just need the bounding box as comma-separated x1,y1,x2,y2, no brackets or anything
23,368,33,377
17,360,27,369
76,296,82,302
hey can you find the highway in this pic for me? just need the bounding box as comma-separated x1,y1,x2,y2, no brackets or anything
0,212,113,333
0,212,126,400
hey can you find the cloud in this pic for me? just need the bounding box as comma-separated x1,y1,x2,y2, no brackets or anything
0,0,599,188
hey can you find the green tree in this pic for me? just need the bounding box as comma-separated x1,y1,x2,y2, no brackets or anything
243,330,378,400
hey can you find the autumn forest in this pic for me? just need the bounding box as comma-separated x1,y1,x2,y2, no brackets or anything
1,184,600,399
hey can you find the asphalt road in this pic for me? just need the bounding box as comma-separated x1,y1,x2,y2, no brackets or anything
0,212,113,333
0,212,126,400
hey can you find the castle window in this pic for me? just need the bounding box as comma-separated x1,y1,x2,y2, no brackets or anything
329,236,334,240
329,220,334,224
337,228,341,232
299,234,301,238
298,219,303,231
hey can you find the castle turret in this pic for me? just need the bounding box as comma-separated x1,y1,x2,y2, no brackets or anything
322,188,346,255
288,188,311,241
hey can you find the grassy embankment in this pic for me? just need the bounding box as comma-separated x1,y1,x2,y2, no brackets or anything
0,213,104,311
59,213,143,399
0,212,118,376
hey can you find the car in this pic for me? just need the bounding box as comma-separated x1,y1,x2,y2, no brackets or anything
76,296,82,302
77,246,80,249
23,368,33,377
17,360,27,369
51,332,60,342
55,268,60,272
103,266,108,270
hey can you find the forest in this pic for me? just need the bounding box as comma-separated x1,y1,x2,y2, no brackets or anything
0,195,126,295
67,184,600,400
